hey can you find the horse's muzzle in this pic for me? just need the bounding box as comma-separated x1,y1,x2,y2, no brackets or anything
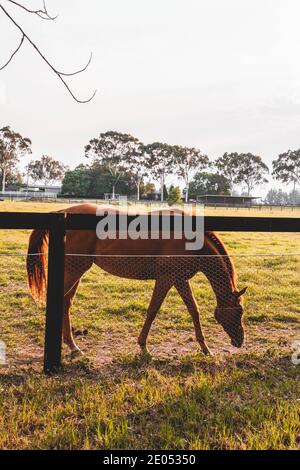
231,337,244,348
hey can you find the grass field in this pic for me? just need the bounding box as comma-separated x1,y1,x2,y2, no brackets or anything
0,201,299,450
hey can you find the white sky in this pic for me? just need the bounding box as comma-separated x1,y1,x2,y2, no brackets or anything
1,0,300,195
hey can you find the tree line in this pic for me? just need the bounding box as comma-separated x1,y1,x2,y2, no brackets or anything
1,126,300,202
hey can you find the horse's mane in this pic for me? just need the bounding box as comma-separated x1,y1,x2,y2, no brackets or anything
205,231,237,290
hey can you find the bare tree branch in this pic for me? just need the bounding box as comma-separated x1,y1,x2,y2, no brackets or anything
0,1,96,103
7,0,57,20
0,33,24,70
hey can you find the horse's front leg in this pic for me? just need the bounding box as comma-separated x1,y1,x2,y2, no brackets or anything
175,280,212,356
138,278,172,354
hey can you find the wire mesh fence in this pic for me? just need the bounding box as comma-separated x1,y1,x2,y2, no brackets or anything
1,240,300,368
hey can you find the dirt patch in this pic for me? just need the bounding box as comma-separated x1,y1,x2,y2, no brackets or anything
69,322,300,368
1,322,299,375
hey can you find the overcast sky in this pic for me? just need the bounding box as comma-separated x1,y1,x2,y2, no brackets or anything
1,0,300,194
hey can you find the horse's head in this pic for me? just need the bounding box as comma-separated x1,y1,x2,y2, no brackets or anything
214,287,247,348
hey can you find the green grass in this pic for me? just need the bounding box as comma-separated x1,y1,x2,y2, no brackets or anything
0,201,299,450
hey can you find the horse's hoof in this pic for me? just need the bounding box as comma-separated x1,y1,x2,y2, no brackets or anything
70,348,83,358
202,346,214,356
139,346,152,357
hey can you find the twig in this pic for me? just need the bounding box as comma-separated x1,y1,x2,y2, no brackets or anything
0,33,24,70
56,53,93,77
7,0,57,20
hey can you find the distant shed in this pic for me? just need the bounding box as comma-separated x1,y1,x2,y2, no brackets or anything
196,195,261,207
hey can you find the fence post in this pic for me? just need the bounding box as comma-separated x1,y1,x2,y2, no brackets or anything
44,212,66,374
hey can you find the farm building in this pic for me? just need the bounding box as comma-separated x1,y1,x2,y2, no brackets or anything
0,185,62,200
23,185,62,195
196,194,261,207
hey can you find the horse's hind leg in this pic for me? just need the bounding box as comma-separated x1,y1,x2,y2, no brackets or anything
63,256,93,356
175,280,212,356
63,280,81,355
138,278,172,353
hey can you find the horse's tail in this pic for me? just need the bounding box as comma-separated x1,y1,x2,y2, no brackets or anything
27,229,49,303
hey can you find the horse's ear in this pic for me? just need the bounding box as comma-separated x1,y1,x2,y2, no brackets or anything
236,287,247,297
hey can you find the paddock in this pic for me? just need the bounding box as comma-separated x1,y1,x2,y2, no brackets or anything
0,202,299,450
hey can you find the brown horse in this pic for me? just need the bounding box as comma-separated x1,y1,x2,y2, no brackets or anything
27,204,247,357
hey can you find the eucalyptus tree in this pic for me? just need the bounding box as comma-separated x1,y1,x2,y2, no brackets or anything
234,153,269,196
124,140,148,201
272,149,300,192
214,152,241,192
215,152,269,195
0,125,31,192
144,142,177,202
85,131,143,200
174,145,209,202
27,155,67,189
